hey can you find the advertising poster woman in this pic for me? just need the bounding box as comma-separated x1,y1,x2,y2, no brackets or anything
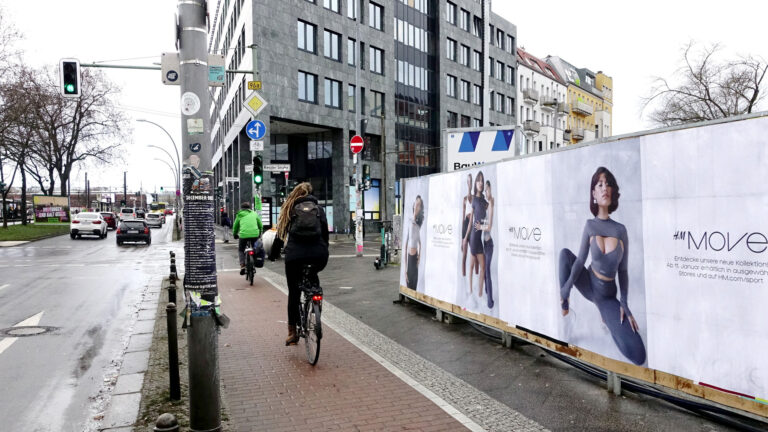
552,140,648,366
399,177,429,293
455,166,499,317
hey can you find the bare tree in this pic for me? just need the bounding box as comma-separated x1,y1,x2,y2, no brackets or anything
643,42,768,127
28,67,127,196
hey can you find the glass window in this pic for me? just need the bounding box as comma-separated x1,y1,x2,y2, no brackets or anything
507,34,514,53
495,92,504,112
472,16,482,38
447,111,458,128
460,80,469,101
496,29,504,48
488,56,494,76
496,60,504,81
446,75,456,98
365,90,384,117
446,1,456,24
369,46,384,74
323,0,339,13
459,9,469,31
298,71,317,103
347,84,355,112
297,20,316,53
506,65,514,85
506,96,513,115
324,78,341,108
461,115,470,127
368,2,383,30
446,38,456,61
472,84,481,105
472,50,481,71
472,118,481,127
323,30,340,61
460,45,469,66
347,0,357,19
347,38,356,65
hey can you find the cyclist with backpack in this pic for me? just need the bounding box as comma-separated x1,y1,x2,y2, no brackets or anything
272,182,329,346
232,201,264,275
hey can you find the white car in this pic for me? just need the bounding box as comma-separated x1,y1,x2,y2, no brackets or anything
146,213,163,228
70,212,108,239
119,207,136,221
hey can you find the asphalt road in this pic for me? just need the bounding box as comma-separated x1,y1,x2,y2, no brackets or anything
0,217,179,432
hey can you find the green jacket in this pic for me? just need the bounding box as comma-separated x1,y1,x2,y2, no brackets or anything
232,209,263,238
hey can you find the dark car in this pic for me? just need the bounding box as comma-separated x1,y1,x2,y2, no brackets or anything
100,212,117,229
116,220,151,246
135,209,146,219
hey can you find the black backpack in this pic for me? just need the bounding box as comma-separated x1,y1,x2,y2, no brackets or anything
289,200,322,242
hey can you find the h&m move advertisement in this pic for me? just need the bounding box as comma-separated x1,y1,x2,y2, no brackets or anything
401,115,768,403
641,119,768,400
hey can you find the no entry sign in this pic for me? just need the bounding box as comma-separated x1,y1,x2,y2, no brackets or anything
350,135,364,154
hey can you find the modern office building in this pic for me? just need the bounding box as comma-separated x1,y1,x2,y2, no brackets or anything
208,0,516,233
545,56,613,144
515,47,567,154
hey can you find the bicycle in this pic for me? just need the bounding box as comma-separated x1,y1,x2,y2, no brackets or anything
243,238,261,285
297,264,323,365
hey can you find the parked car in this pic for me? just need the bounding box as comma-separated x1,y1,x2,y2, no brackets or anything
135,209,146,219
119,207,136,221
146,213,163,228
164,209,174,215
100,212,117,229
116,220,151,245
70,212,108,239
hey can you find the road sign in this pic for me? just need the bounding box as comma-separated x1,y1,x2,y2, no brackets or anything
226,176,239,183
264,164,291,172
161,52,226,87
243,91,268,117
249,140,264,151
350,135,364,154
244,164,253,173
247,81,262,90
246,120,266,140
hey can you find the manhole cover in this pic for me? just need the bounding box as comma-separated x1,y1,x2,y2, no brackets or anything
0,326,57,337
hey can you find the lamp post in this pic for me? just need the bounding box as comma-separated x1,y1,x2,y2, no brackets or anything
154,158,180,193
137,119,182,217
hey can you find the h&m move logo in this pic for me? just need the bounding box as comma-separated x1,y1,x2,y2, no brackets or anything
433,224,453,235
508,226,542,241
674,230,767,253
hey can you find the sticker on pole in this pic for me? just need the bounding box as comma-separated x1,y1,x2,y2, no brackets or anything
350,135,364,154
246,120,266,140
181,92,200,116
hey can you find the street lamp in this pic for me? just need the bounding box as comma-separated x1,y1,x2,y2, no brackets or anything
154,158,179,194
137,119,182,216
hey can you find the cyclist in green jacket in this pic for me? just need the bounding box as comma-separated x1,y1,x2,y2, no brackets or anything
232,202,264,274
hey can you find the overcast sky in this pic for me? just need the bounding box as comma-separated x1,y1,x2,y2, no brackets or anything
2,0,766,192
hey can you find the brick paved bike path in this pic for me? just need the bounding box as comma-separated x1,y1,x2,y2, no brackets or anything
218,271,468,432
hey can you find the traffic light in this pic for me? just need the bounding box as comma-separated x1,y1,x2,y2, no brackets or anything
279,185,286,197
59,59,81,98
0,181,5,193
252,155,263,185
160,186,164,192
363,164,371,182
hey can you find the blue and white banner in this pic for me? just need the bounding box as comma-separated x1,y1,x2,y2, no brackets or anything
444,128,517,171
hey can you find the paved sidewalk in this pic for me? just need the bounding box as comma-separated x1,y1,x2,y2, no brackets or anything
218,270,474,432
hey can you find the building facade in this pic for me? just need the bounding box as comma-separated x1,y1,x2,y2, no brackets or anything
515,47,567,154
208,0,516,233
545,56,612,144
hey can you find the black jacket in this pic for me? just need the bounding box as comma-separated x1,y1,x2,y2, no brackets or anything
279,195,329,263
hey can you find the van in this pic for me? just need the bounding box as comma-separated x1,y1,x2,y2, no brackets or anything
119,207,136,221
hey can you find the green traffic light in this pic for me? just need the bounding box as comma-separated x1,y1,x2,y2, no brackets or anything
253,174,263,184
65,83,75,93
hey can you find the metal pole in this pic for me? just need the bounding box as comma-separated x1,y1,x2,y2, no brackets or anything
84,172,88,210
166,302,180,401
354,17,363,257
178,0,221,430
123,171,127,207
380,113,386,222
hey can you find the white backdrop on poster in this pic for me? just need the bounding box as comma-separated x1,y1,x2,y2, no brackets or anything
452,166,500,318
641,118,768,399
423,173,461,304
551,138,648,366
399,177,429,293
496,156,559,337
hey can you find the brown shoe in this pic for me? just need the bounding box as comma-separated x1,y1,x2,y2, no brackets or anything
285,324,299,346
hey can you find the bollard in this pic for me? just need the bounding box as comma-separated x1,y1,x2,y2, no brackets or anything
168,279,177,304
154,413,179,432
167,303,181,401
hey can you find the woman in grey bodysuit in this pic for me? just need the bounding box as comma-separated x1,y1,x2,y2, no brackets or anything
558,167,646,365
405,195,424,291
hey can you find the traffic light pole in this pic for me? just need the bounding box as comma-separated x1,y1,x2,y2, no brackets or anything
178,1,221,431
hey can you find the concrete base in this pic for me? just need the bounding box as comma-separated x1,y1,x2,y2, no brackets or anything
606,371,622,396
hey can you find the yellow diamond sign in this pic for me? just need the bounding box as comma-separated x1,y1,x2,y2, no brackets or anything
243,91,268,117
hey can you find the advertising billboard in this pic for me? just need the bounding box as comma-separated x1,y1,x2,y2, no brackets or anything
33,195,70,223
444,128,517,172
405,115,768,411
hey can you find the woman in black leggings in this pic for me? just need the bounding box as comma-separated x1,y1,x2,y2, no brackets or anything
559,167,646,365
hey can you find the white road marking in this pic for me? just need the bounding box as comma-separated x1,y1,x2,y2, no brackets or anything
0,311,44,356
339,286,353,290
329,254,379,258
14,264,31,267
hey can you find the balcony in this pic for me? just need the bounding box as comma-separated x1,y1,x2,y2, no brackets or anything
523,120,541,135
523,88,539,104
557,102,568,113
563,130,572,141
541,96,557,110
572,128,585,140
571,100,594,116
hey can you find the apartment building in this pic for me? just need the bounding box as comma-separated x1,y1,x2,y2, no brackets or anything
208,0,516,232
515,47,567,154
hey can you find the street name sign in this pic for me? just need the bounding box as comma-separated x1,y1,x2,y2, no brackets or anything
264,164,291,172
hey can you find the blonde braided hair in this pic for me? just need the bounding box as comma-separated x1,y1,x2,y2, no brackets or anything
276,182,313,241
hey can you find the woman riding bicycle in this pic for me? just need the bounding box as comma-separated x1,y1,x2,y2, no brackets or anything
272,182,329,346
232,201,264,275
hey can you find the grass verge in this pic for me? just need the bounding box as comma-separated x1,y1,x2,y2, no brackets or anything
135,279,232,430
0,223,69,241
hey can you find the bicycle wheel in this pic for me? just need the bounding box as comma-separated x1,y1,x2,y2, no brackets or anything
246,257,254,285
304,300,321,365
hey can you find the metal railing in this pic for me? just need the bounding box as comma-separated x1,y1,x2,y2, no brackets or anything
523,88,539,103
572,128,585,140
571,100,594,116
523,120,541,134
